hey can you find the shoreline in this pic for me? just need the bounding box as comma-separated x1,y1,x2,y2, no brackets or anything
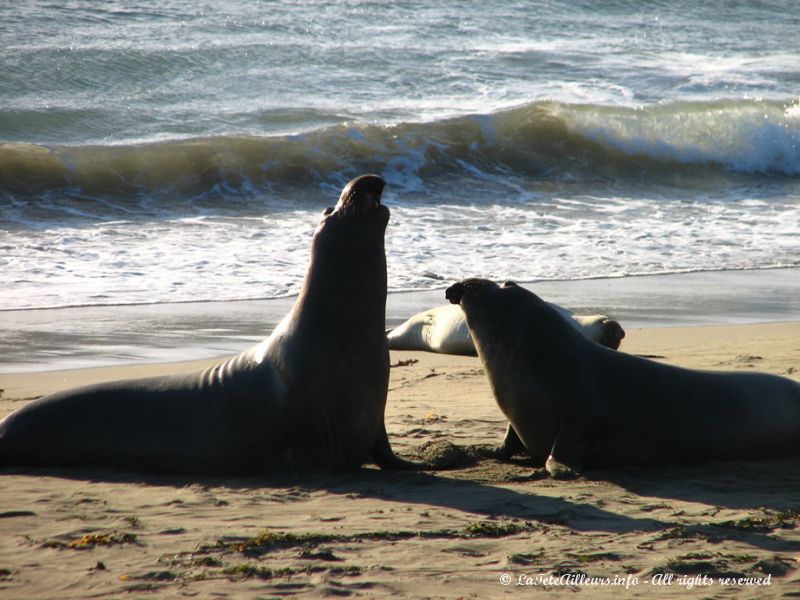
1,267,798,374
1,320,799,401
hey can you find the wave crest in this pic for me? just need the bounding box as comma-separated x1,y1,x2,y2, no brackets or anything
2,99,797,204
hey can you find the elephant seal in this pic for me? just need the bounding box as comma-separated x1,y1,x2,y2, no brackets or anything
0,175,417,474
446,278,800,477
387,303,624,355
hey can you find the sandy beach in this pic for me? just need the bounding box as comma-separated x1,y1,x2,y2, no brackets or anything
1,321,798,598
3,0,799,596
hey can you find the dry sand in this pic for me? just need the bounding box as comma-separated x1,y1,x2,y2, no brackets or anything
1,322,799,598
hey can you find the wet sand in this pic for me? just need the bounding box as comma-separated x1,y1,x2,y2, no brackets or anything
2,267,798,373
1,322,799,598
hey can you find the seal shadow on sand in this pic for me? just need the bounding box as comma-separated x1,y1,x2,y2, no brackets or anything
487,448,800,514
593,456,800,511
348,460,800,554
3,455,799,554
0,463,652,534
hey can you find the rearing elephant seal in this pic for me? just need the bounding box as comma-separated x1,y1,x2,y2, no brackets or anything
387,303,624,355
446,278,800,477
0,175,416,474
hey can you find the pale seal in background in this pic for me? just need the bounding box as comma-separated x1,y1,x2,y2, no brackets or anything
446,278,800,478
0,175,418,474
387,302,624,356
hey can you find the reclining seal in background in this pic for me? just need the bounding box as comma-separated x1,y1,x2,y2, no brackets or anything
387,303,624,355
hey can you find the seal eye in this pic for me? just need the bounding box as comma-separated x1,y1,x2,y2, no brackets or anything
323,207,334,216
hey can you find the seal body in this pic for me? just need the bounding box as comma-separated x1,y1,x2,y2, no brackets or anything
446,278,800,476
0,175,410,474
387,303,624,355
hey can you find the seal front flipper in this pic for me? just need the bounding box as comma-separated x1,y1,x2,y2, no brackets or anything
371,423,474,470
479,423,527,459
370,423,427,470
545,421,592,479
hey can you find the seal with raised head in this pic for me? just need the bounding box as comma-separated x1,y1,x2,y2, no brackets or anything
387,303,624,356
446,278,800,477
0,175,417,474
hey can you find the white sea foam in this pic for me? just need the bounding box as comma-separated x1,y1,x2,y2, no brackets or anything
3,192,797,311
560,101,800,174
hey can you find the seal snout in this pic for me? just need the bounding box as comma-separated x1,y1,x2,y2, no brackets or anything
336,174,386,214
445,282,464,305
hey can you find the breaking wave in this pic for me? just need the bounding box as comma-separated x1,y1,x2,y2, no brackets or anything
1,98,797,208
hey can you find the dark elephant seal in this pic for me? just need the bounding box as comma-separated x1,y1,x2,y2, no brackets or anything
446,278,800,477
387,303,624,355
0,175,417,474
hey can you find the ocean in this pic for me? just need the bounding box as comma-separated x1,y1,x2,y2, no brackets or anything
1,1,798,367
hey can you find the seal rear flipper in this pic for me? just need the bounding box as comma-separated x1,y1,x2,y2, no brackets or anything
601,319,625,350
